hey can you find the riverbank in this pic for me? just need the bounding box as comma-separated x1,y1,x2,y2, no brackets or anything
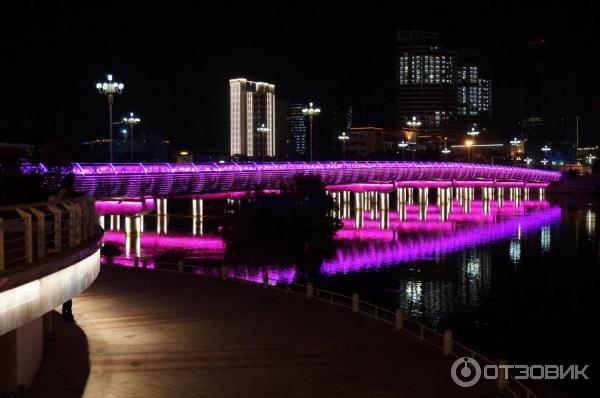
27,265,508,397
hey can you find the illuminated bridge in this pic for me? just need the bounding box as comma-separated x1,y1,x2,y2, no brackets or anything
46,162,561,199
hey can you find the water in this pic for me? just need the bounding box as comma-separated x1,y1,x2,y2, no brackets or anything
100,195,599,394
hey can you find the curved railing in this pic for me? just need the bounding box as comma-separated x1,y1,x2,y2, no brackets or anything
0,197,102,336
21,162,560,198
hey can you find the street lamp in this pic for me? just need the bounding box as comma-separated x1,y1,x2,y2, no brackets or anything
525,157,533,166
587,154,596,165
441,137,450,159
467,126,480,143
540,159,549,166
256,123,270,162
398,140,409,160
541,145,551,164
338,132,350,160
302,102,321,161
406,116,422,129
465,139,474,162
96,74,124,163
510,137,521,146
123,112,141,161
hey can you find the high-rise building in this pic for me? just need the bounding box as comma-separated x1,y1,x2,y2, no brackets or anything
396,31,493,141
396,31,458,135
229,78,276,158
289,103,308,157
457,50,493,129
520,39,578,159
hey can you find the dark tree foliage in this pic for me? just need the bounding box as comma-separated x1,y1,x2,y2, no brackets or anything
0,146,75,205
222,174,342,266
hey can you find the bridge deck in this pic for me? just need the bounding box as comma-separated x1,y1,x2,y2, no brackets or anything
24,162,560,199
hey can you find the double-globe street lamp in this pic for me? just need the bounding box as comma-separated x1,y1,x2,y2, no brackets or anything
398,140,409,160
337,132,350,160
256,123,270,162
96,74,124,163
541,145,551,166
123,112,141,161
302,102,321,161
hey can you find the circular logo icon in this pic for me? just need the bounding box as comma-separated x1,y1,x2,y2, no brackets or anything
451,357,482,388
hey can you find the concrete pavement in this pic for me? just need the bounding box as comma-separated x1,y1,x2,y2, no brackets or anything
27,265,509,398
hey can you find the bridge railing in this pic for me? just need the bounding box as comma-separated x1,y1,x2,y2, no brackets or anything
0,197,97,271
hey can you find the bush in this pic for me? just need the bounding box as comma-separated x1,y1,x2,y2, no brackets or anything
222,174,342,265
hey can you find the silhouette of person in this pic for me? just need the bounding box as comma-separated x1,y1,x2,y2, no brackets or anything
62,299,74,322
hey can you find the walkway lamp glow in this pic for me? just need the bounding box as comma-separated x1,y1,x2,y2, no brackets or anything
302,102,321,161
96,74,124,163
541,159,549,166
467,126,480,142
338,132,350,160
510,137,521,146
525,157,533,166
465,139,474,162
256,123,270,162
123,112,141,161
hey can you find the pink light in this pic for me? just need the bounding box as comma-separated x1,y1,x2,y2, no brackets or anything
95,198,155,215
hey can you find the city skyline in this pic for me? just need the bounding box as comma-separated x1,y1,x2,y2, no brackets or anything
1,3,598,154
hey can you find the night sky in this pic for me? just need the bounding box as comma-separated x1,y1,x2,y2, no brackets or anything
2,2,599,152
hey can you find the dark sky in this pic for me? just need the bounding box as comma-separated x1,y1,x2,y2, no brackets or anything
1,1,599,152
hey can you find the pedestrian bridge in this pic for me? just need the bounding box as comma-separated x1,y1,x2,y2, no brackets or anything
29,162,560,199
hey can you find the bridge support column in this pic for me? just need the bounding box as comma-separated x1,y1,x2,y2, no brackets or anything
125,216,142,236
396,188,406,205
482,187,492,201
418,203,428,221
539,187,545,200
398,203,407,221
379,210,389,230
406,187,413,205
497,187,504,201
379,192,390,211
524,187,530,200
417,188,429,204
354,192,364,229
483,199,491,215
98,215,105,230
463,199,472,214
156,199,167,216
192,199,203,218
440,201,450,221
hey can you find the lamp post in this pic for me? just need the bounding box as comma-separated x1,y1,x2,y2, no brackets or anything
338,132,350,160
465,139,474,162
123,112,141,161
542,145,551,166
406,116,421,160
587,154,596,165
510,137,522,163
256,123,270,162
302,102,321,161
398,140,408,160
441,137,450,160
525,157,533,166
96,74,124,163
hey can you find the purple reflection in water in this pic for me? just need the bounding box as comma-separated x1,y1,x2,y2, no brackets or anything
322,206,561,274
101,202,560,282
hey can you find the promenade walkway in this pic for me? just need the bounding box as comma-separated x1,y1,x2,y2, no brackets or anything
27,265,508,398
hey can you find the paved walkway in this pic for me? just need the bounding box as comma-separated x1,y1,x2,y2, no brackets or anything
28,265,508,398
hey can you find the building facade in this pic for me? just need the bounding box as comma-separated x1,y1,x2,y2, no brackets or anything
396,31,492,142
520,39,578,160
289,103,308,157
229,78,276,158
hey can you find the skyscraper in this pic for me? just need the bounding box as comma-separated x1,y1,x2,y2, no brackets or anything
229,78,276,158
457,50,493,129
396,31,493,141
520,39,578,159
289,103,308,157
396,31,458,135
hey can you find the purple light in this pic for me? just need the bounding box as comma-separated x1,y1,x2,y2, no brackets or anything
322,206,562,274
96,198,156,215
30,161,559,198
